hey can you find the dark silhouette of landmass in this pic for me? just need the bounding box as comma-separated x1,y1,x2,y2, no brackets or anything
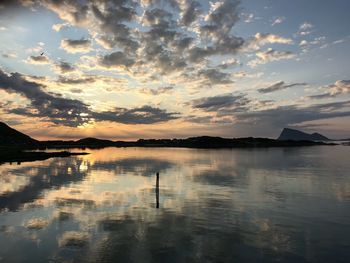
278,128,330,141
0,148,88,165
0,121,343,164
76,137,115,146
0,122,37,145
0,122,88,163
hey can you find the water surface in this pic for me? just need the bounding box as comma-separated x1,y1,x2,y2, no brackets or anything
0,146,349,262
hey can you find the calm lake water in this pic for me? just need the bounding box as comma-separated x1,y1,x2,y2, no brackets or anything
0,146,349,262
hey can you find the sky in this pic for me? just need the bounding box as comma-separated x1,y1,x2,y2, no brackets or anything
0,0,349,140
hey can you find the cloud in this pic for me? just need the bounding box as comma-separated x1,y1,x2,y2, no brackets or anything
234,100,350,131
298,22,313,36
299,22,313,31
191,94,250,112
201,0,240,41
56,74,127,93
299,37,326,52
0,69,91,126
308,93,334,100
90,1,139,52
248,48,295,67
24,217,49,229
186,92,350,136
188,99,350,136
59,231,89,248
308,80,350,99
26,42,45,54
299,40,308,47
245,33,293,50
70,88,83,94
57,76,95,85
139,86,174,95
258,81,307,93
53,61,75,74
2,51,17,59
98,51,134,69
26,55,50,64
333,39,345,45
218,58,239,69
60,38,91,53
94,106,179,124
197,68,233,85
271,16,285,26
0,69,179,126
34,0,245,88
241,13,255,23
329,80,350,95
52,22,69,32
179,0,201,26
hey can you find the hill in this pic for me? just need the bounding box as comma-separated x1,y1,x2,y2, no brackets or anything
278,128,329,141
75,137,115,146
0,122,37,145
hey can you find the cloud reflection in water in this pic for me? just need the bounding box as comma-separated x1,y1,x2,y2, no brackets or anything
0,147,349,262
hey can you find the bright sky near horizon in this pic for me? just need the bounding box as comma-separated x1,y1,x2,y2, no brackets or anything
0,0,349,140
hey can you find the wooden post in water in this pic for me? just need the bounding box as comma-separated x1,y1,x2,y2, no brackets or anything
156,172,159,209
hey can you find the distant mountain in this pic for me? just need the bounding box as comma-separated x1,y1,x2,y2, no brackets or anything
0,122,37,145
278,128,329,141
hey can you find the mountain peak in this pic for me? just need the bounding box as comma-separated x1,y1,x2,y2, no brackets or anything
278,128,329,141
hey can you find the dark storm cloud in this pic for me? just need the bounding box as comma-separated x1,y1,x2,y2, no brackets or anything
258,81,307,94
0,70,179,126
191,94,249,112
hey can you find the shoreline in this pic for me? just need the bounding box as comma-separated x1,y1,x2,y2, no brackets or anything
0,149,89,165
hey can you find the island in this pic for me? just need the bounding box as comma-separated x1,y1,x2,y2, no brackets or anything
0,121,341,164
